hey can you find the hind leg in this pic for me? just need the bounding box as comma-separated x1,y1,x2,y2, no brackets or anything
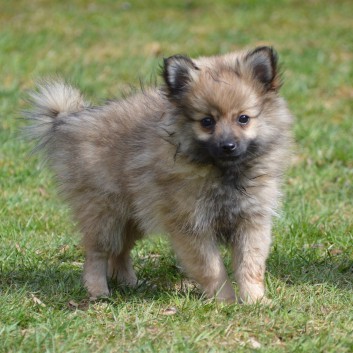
107,220,142,286
83,247,109,299
77,195,128,299
107,252,137,287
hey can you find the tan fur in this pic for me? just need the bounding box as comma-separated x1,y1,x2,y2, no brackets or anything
26,47,293,303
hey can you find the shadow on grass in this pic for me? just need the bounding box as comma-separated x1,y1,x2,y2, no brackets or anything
268,250,353,291
0,255,201,310
1,248,351,312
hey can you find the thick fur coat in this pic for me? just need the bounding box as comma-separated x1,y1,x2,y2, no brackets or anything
26,46,293,303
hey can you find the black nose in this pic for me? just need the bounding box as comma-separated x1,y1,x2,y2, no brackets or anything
221,141,237,154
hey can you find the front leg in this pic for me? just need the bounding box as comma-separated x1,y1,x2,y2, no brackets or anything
232,215,272,304
171,233,235,303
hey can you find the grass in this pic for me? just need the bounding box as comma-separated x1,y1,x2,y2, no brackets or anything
1,0,353,351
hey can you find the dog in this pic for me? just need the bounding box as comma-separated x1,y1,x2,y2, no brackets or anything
26,46,293,303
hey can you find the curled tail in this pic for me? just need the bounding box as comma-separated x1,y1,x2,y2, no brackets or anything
25,79,89,151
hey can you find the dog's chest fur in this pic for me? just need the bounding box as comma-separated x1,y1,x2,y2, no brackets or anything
191,171,259,239
138,160,270,240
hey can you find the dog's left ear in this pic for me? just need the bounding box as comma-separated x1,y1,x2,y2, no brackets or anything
162,55,200,99
245,46,281,91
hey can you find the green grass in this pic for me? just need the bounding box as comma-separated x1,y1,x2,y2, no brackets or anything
1,0,353,352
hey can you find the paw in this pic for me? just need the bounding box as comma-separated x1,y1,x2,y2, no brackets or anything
117,271,138,287
87,287,110,301
84,277,110,300
238,281,268,305
109,267,138,287
207,280,236,303
239,294,272,305
258,296,272,306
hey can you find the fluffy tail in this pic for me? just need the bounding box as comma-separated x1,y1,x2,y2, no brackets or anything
24,79,89,151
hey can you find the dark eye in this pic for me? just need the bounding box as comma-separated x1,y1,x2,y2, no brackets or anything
200,116,216,128
238,115,250,125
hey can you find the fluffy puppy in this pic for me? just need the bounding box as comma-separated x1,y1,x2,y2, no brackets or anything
26,46,293,303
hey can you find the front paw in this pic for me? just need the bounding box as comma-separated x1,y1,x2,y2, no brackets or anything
84,276,110,300
239,295,272,305
238,282,270,305
87,287,110,301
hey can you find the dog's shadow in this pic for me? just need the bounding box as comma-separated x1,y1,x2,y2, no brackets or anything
2,244,352,311
1,248,200,311
267,247,353,292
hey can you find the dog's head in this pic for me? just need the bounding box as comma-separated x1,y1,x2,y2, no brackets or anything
162,46,286,168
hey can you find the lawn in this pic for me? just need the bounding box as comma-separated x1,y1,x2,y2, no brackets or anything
0,0,352,352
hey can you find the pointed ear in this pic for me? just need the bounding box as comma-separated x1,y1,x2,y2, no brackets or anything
162,55,200,98
245,46,281,91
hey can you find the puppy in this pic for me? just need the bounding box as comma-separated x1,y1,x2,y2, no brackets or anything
26,46,293,303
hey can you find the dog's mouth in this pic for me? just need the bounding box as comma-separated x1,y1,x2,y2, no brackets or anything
213,153,248,169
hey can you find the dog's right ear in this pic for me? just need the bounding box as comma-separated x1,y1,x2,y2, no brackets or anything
162,55,200,99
